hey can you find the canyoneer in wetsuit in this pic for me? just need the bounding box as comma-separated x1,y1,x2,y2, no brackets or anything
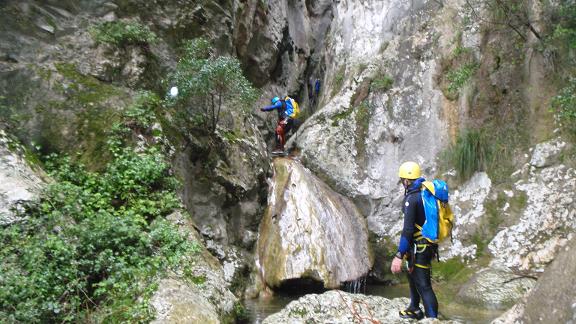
390,161,439,320
260,96,294,155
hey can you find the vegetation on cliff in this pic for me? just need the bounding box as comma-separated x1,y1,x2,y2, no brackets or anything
165,38,259,134
0,106,200,322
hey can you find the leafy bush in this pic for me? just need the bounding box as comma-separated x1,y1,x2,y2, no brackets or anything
446,63,479,95
551,1,576,49
122,91,161,130
0,140,199,322
552,78,576,138
443,129,491,181
165,38,259,133
91,21,157,47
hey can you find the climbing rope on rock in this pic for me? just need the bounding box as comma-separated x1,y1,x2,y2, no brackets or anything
336,289,381,324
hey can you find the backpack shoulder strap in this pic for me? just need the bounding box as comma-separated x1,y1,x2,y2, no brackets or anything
422,181,435,195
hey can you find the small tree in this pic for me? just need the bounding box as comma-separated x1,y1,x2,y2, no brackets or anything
465,0,542,42
166,38,258,134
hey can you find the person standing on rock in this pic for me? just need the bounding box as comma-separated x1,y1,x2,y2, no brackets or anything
390,161,438,320
260,96,296,155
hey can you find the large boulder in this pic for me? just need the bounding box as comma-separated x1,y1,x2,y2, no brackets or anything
457,268,536,310
488,162,576,272
0,130,45,225
521,236,576,323
263,290,457,323
151,278,221,324
491,237,576,323
529,137,567,168
151,211,238,323
256,157,373,289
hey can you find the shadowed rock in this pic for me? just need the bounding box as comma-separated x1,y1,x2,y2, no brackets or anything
257,157,373,289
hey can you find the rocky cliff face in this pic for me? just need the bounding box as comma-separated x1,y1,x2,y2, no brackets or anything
293,0,464,237
257,157,372,289
1,0,575,321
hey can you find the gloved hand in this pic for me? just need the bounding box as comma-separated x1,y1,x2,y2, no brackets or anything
260,108,266,112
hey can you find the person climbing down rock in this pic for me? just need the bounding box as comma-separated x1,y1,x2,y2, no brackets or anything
260,96,300,155
390,161,439,320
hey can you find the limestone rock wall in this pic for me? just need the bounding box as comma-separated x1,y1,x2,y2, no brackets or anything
293,0,462,237
256,157,373,289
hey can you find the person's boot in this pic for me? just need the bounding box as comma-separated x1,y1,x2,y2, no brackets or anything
271,146,285,155
399,307,424,320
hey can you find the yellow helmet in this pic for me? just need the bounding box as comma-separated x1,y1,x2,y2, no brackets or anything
398,161,421,179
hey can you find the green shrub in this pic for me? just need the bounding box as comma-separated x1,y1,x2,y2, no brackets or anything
0,140,199,322
552,78,576,139
122,91,161,130
371,75,394,92
444,129,491,181
446,63,479,95
91,21,157,47
552,1,576,49
165,38,259,133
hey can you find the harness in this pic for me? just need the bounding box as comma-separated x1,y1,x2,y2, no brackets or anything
279,100,292,120
410,224,438,270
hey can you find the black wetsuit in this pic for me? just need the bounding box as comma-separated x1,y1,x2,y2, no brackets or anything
400,181,439,318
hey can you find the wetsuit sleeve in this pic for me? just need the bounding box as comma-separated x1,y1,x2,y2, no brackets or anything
261,101,283,111
397,195,417,256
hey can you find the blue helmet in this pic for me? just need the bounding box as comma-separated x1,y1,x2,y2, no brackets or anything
271,96,280,104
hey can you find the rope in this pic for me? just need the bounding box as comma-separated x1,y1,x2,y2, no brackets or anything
335,289,381,324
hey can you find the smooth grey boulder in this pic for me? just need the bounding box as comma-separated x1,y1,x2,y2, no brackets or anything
458,268,536,310
263,290,459,323
256,157,373,289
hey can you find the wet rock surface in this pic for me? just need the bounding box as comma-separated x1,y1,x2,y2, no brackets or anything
263,290,458,323
257,157,373,289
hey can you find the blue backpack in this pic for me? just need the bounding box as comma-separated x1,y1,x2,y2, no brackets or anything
419,179,454,243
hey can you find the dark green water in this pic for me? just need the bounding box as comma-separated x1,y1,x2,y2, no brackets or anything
244,284,504,324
